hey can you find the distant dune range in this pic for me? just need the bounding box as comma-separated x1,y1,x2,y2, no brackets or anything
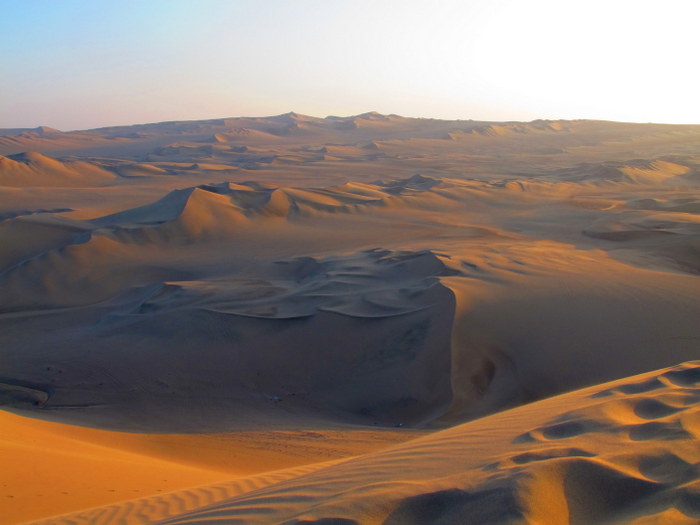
1,113,699,524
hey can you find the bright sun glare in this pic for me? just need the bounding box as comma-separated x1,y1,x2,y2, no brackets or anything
1,0,699,128
466,1,700,123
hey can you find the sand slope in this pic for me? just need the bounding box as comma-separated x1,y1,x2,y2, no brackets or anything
0,408,423,524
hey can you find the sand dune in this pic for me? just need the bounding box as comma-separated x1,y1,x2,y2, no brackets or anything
1,113,700,523
20,361,700,525
0,152,115,187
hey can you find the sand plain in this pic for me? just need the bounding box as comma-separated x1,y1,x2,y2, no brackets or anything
1,113,699,524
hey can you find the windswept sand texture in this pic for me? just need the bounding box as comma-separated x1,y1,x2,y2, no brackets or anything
1,113,700,524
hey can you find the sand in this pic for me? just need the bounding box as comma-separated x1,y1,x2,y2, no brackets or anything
1,113,699,524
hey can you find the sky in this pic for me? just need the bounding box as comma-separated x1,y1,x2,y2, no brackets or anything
1,0,699,130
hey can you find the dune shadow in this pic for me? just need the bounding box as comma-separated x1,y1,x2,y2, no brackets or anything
382,486,522,525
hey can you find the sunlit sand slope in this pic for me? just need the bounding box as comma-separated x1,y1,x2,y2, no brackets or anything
0,409,424,524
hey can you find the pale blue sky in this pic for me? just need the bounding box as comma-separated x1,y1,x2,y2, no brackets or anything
2,0,698,130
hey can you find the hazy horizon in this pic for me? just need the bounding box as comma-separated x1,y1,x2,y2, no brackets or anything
2,0,699,130
6,110,695,134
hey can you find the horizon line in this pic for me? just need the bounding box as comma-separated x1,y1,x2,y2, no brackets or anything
3,112,699,134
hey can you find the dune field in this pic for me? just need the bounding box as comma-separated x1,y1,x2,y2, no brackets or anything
1,113,699,524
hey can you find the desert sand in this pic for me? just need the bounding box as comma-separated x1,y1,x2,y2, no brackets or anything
1,113,699,524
